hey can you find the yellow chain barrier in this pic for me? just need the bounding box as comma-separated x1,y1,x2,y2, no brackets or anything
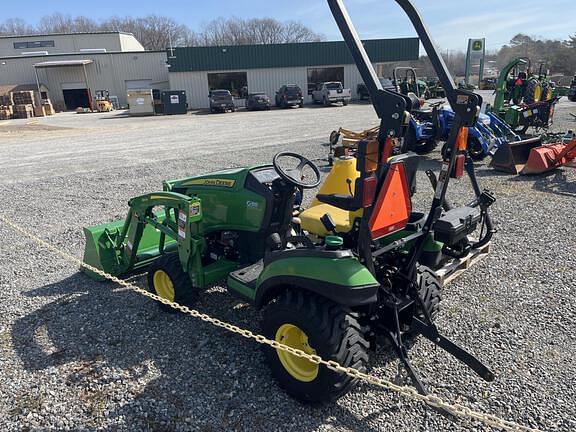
0,213,543,432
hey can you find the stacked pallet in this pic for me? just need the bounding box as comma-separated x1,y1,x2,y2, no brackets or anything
42,100,55,116
13,104,34,119
0,94,13,106
0,107,12,120
12,90,35,106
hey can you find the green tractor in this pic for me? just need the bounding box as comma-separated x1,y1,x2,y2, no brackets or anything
393,67,430,99
488,58,558,134
82,0,496,402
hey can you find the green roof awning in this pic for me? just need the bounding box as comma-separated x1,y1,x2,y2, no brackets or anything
167,38,419,73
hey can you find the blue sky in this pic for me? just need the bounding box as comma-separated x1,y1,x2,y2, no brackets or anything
3,0,574,51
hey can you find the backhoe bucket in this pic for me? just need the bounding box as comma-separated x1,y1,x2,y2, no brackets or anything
489,137,542,174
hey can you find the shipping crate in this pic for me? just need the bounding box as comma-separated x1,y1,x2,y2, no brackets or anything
42,100,55,115
34,105,46,117
13,104,34,119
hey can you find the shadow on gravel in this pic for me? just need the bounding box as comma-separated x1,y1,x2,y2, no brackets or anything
11,273,387,431
508,169,576,197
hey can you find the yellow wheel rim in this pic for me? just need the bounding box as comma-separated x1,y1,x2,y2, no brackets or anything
275,323,319,382
153,270,175,302
534,85,542,102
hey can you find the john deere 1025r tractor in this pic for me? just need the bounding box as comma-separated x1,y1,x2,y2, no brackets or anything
82,0,496,402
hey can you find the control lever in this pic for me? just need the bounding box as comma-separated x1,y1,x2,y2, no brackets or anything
320,213,337,235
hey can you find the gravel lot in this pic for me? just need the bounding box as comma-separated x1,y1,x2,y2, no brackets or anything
0,94,575,431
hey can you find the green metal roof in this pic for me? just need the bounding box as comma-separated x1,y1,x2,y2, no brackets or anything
167,38,419,73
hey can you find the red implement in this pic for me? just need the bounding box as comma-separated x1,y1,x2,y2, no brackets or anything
521,138,576,175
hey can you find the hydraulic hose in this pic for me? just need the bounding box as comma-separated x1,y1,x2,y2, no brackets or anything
464,158,495,249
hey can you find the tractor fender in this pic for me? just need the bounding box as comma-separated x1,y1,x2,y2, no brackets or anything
254,254,379,309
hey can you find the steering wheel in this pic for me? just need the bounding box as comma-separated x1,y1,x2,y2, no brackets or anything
272,151,321,189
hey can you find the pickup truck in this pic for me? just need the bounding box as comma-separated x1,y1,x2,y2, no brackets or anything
312,82,351,106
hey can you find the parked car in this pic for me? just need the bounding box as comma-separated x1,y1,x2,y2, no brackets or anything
357,78,396,100
312,82,351,106
275,84,304,108
246,92,271,111
357,83,370,100
209,89,235,113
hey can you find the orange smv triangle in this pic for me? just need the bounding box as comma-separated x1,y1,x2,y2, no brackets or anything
369,163,412,240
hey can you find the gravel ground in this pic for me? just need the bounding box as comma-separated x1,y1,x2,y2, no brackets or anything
0,94,575,431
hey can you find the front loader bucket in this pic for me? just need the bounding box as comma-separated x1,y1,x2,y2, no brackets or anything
82,218,126,280
82,216,176,281
521,143,574,175
489,137,542,174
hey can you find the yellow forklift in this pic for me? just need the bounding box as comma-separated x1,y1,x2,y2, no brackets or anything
95,90,115,112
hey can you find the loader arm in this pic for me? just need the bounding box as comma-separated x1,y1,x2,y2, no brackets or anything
82,191,203,279
493,58,528,112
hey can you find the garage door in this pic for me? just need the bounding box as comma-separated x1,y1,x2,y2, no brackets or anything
61,82,87,90
125,79,152,90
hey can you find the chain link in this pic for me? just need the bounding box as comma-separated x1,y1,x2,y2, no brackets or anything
0,213,543,432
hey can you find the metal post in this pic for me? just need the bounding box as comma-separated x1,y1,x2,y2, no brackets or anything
34,66,42,105
82,63,93,111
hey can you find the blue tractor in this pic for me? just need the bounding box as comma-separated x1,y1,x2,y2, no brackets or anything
405,97,521,160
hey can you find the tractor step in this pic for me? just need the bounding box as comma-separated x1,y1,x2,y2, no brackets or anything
227,260,264,303
435,242,491,286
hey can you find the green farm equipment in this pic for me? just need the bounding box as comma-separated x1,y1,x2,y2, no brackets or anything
487,58,558,134
393,67,430,99
426,78,446,98
83,0,496,403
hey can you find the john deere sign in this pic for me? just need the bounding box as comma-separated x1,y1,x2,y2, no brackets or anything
465,38,486,86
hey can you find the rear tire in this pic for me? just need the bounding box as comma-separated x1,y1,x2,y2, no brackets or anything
261,290,369,403
329,130,340,146
524,79,542,104
468,137,486,161
415,266,442,322
147,254,196,313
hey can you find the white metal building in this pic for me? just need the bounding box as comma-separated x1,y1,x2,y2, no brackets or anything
0,32,144,57
0,33,419,112
167,39,419,109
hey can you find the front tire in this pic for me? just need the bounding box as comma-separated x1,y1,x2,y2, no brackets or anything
261,290,369,403
147,254,196,313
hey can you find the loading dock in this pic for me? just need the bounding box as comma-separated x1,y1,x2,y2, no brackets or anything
34,59,94,110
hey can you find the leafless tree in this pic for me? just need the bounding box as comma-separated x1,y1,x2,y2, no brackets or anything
37,13,99,33
195,17,324,46
0,14,324,49
0,18,34,35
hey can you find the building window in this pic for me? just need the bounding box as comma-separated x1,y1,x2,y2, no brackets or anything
207,72,247,98
307,67,345,95
14,40,55,49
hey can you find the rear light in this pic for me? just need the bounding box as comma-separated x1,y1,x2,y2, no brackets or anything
362,176,377,208
457,127,468,151
381,136,394,162
452,154,465,179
